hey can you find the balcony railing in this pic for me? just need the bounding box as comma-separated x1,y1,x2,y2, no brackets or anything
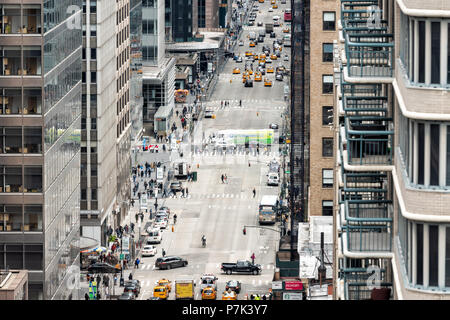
341,81,383,97
343,96,388,117
341,267,392,300
344,117,393,165
341,172,388,202
344,200,392,252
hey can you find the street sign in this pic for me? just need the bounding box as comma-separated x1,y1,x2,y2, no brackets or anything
120,254,124,261
285,281,303,291
286,139,291,144
283,292,303,300
272,281,283,290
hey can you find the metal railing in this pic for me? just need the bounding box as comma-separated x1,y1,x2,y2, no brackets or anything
344,117,393,165
343,96,388,117
343,200,392,252
342,267,392,300
341,172,388,202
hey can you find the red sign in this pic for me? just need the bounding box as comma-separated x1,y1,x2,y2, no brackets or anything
284,281,303,291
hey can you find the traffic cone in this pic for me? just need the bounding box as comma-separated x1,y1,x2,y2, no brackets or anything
172,225,174,233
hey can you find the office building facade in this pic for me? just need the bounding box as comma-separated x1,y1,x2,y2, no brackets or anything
0,0,82,299
80,0,131,245
333,0,450,300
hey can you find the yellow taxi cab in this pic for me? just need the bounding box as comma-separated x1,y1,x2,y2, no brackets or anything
156,278,172,292
222,290,237,300
271,0,275,4
233,68,241,74
249,41,256,47
153,285,169,300
270,54,278,60
201,287,217,300
264,78,272,87
245,51,253,57
254,54,259,60
242,73,248,83
259,0,264,3
283,27,290,33
267,67,274,73
259,53,266,60
247,69,253,75
255,72,262,81
273,4,278,9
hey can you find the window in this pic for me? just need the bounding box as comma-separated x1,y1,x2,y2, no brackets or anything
429,225,439,287
322,201,333,216
323,12,335,31
91,189,97,200
446,227,450,287
24,244,43,270
0,205,22,231
90,0,97,13
90,25,97,37
91,72,97,83
430,124,440,186
24,205,42,232
418,123,424,185
418,21,425,83
81,189,87,200
431,22,440,84
90,48,97,60
447,126,450,186
417,223,423,285
322,138,333,157
322,75,333,94
91,118,97,130
322,107,333,126
448,23,450,84
322,169,333,188
322,43,333,62
142,20,155,34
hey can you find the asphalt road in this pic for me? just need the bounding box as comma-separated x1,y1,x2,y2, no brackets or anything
132,0,291,300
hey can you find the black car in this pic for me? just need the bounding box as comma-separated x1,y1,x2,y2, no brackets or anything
155,256,188,270
270,32,276,38
117,292,135,300
125,280,141,291
87,262,121,274
257,21,263,26
225,280,242,294
124,282,140,297
258,36,264,43
248,21,254,26
244,79,253,87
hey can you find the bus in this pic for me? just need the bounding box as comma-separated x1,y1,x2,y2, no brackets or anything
284,9,292,22
259,195,278,225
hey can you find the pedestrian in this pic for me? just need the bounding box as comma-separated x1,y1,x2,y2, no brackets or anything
131,199,135,207
135,213,138,223
221,174,224,183
251,252,256,264
128,273,133,280
140,213,144,223
162,248,166,257
240,100,242,107
114,275,118,286
131,222,135,233
253,188,256,198
85,293,89,300
186,188,189,197
135,258,140,269
250,294,254,300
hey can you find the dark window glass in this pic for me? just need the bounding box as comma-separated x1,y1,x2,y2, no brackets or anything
430,124,440,186
429,225,439,287
323,12,335,31
418,21,425,83
411,20,415,81
447,126,450,186
418,123,424,185
24,244,43,270
322,138,333,157
322,201,333,216
322,75,333,94
431,22,440,84
448,23,450,84
417,223,423,285
322,43,333,62
445,227,450,287
5,244,22,269
0,244,4,269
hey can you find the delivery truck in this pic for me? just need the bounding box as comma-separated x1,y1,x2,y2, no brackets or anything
175,278,196,300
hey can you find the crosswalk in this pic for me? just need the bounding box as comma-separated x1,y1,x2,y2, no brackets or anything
166,192,263,201
137,277,273,288
203,98,285,110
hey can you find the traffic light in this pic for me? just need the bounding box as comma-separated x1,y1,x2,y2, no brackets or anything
243,227,246,235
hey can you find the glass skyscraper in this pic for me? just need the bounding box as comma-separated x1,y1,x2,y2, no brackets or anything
0,0,82,299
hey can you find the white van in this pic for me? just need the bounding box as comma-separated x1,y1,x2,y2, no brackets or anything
267,172,280,186
147,228,162,244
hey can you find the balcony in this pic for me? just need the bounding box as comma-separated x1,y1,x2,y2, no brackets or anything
340,1,394,79
343,115,393,166
343,199,392,252
341,172,388,202
341,267,392,300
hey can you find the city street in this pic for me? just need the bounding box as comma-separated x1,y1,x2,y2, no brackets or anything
129,0,291,300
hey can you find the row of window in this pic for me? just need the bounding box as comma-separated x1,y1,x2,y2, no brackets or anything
0,4,42,34
0,127,42,154
0,244,43,270
0,205,42,232
0,165,42,193
0,88,42,115
0,46,41,76
399,115,450,188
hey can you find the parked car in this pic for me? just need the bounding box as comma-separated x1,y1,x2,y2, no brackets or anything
142,245,157,257
225,280,242,294
270,32,276,38
238,40,244,46
276,73,283,81
236,56,243,63
124,281,141,297
284,54,289,61
257,21,263,26
117,292,135,300
155,256,188,270
153,218,167,229
248,21,254,26
269,123,279,129
244,79,253,87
